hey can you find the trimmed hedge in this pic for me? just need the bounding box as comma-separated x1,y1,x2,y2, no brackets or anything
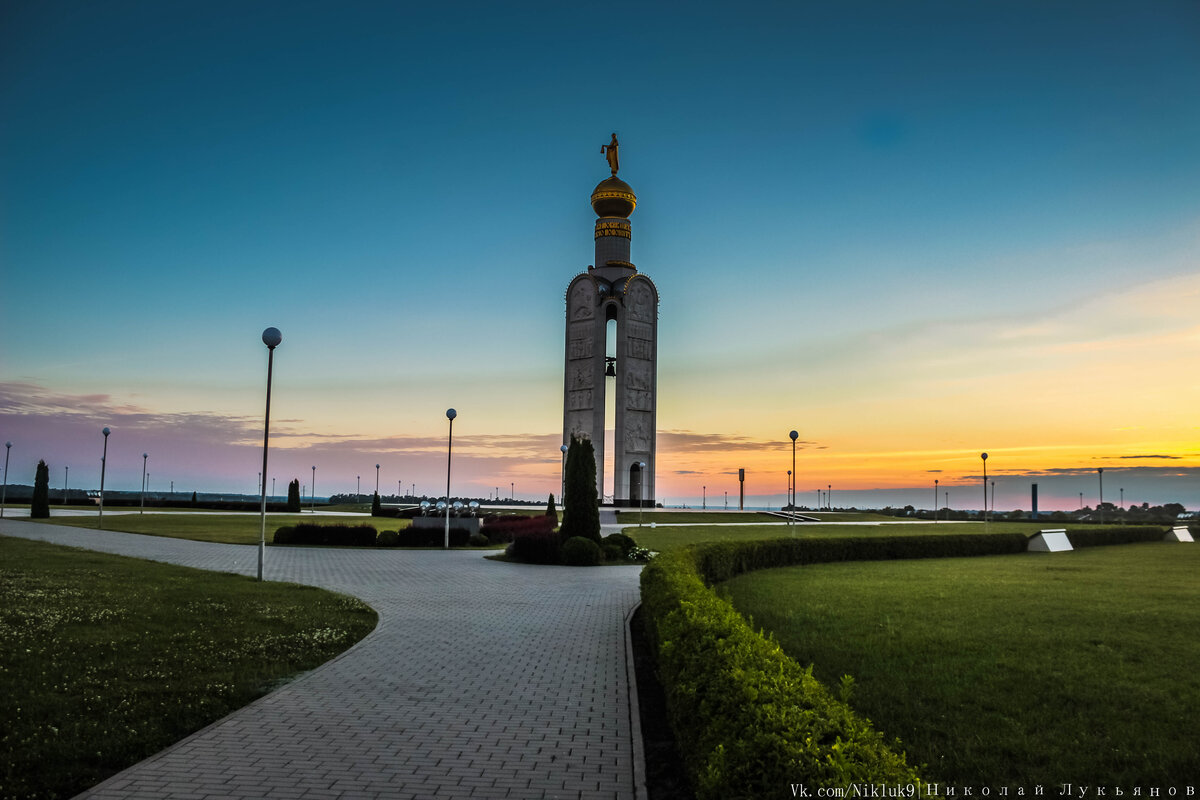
641,548,923,798
508,529,562,564
481,513,555,543
1061,526,1168,548
397,527,471,547
273,523,377,547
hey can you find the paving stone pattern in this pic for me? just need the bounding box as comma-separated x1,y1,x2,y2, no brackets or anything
0,520,644,799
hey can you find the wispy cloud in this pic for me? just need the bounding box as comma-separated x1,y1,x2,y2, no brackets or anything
658,430,824,453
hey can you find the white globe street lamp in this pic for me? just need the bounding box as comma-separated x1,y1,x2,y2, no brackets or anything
980,452,989,526
258,326,282,581
1,441,11,518
789,430,799,526
638,461,647,527
445,408,457,549
141,453,149,514
560,444,568,511
99,428,111,529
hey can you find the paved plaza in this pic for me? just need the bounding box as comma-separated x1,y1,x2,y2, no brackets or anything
0,518,646,800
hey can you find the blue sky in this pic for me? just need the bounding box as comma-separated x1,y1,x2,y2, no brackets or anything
2,1,1199,509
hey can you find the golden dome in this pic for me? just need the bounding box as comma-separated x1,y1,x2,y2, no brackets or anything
590,176,637,218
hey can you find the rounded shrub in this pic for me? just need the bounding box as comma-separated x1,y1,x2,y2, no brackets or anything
376,530,400,547
273,526,296,544
468,532,489,547
602,542,625,562
562,536,602,567
602,532,637,558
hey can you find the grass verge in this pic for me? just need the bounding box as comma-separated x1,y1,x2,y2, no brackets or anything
0,535,378,800
26,514,410,545
722,543,1200,785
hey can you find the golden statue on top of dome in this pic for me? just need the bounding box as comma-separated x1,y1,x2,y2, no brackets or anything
601,133,619,176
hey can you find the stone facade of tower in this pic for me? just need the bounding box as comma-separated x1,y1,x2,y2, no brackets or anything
563,143,658,506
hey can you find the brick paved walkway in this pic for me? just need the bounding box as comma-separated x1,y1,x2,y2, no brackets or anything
0,519,645,800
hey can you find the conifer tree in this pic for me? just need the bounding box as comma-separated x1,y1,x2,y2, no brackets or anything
371,491,382,516
31,460,50,518
287,479,301,512
560,435,600,542
546,493,558,526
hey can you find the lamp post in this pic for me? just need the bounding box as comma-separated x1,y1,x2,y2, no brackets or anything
1079,492,1084,511
1098,468,1104,525
311,465,316,511
511,482,514,501
702,485,706,511
141,453,148,514
934,478,939,523
991,480,995,519
1,441,10,518
258,326,282,582
560,444,568,510
375,464,380,497
789,430,798,522
357,475,361,500
786,471,792,528
99,428,111,529
1120,487,1124,510
272,477,275,499
828,483,832,512
639,461,646,527
64,465,69,505
980,453,988,524
445,408,456,549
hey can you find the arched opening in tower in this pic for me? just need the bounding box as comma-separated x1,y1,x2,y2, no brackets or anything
604,311,617,501
629,461,642,504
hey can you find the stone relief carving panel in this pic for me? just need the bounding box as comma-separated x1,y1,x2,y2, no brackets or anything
569,335,594,360
628,282,654,322
567,390,593,411
626,413,652,453
570,281,595,320
570,362,593,390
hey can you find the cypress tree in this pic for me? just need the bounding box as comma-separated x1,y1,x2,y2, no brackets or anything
560,435,600,542
31,460,50,518
371,491,382,516
545,493,558,526
287,479,301,512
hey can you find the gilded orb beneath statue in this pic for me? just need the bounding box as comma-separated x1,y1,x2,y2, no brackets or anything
590,176,637,218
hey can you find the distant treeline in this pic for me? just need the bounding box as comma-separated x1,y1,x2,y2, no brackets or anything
871,501,1189,524
326,493,543,507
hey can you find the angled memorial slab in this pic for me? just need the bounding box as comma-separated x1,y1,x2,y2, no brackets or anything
1028,528,1073,552
1165,526,1195,543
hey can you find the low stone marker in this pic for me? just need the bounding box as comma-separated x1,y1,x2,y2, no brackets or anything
1028,528,1073,552
1165,525,1195,543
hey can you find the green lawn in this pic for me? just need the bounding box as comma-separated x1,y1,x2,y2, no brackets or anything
0,535,378,800
721,543,1200,785
29,513,410,545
